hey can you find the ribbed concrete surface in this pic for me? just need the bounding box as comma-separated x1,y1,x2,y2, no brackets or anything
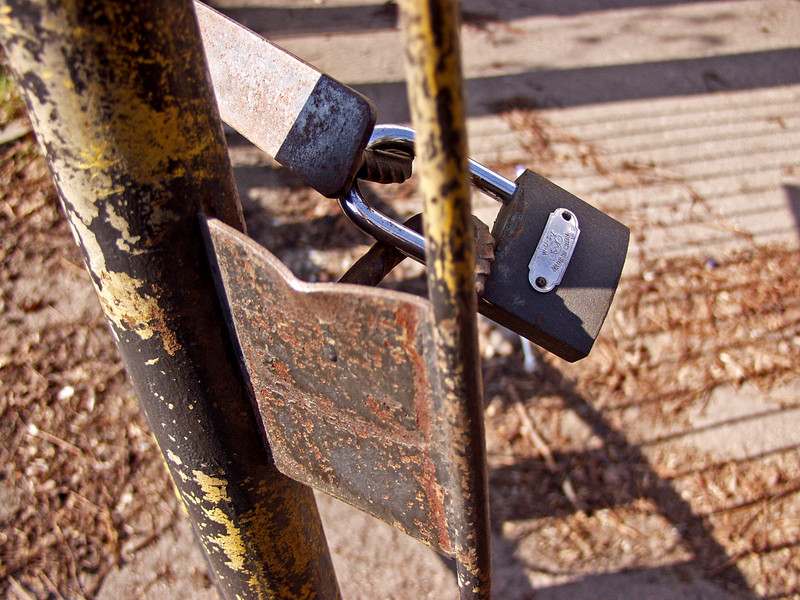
545,87,800,259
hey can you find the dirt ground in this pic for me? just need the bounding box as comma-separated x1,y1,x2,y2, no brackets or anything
2,1,800,599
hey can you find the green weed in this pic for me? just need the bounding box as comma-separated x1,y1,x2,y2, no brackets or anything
0,64,25,125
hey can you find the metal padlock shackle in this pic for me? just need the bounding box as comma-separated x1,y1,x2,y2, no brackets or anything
339,125,517,262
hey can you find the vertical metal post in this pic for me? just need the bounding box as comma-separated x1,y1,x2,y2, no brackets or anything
0,2,341,599
399,1,492,599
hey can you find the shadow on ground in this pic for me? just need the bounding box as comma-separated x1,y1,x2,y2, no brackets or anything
216,0,755,37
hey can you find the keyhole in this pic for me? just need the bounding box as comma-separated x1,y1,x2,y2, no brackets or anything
535,277,548,289
561,211,573,221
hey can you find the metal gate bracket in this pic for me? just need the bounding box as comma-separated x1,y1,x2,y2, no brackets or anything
195,1,376,198
202,217,481,557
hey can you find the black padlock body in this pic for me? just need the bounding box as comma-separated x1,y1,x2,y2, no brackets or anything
479,170,629,362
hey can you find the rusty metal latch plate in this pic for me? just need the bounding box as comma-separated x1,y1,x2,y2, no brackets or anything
195,1,376,198
203,218,461,557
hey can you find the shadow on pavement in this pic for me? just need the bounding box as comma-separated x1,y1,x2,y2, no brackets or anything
786,185,800,242
359,47,800,122
481,355,758,598
213,0,750,37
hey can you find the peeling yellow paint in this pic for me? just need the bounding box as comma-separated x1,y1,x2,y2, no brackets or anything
105,203,142,253
401,0,473,296
161,457,189,517
74,137,117,172
65,212,181,356
0,4,340,597
66,214,104,272
194,470,232,505
95,270,180,355
181,490,202,507
400,2,491,595
166,448,182,466
234,481,332,599
205,507,247,572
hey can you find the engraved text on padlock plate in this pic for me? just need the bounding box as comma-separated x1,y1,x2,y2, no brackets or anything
528,208,580,293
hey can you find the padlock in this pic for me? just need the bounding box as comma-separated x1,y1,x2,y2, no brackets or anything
481,169,629,362
339,125,630,362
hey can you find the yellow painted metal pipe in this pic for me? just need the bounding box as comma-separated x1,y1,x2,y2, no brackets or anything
399,1,492,598
0,2,340,598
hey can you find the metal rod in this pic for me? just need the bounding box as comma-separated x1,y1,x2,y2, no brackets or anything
0,2,340,599
340,182,427,262
339,214,424,286
398,1,493,598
